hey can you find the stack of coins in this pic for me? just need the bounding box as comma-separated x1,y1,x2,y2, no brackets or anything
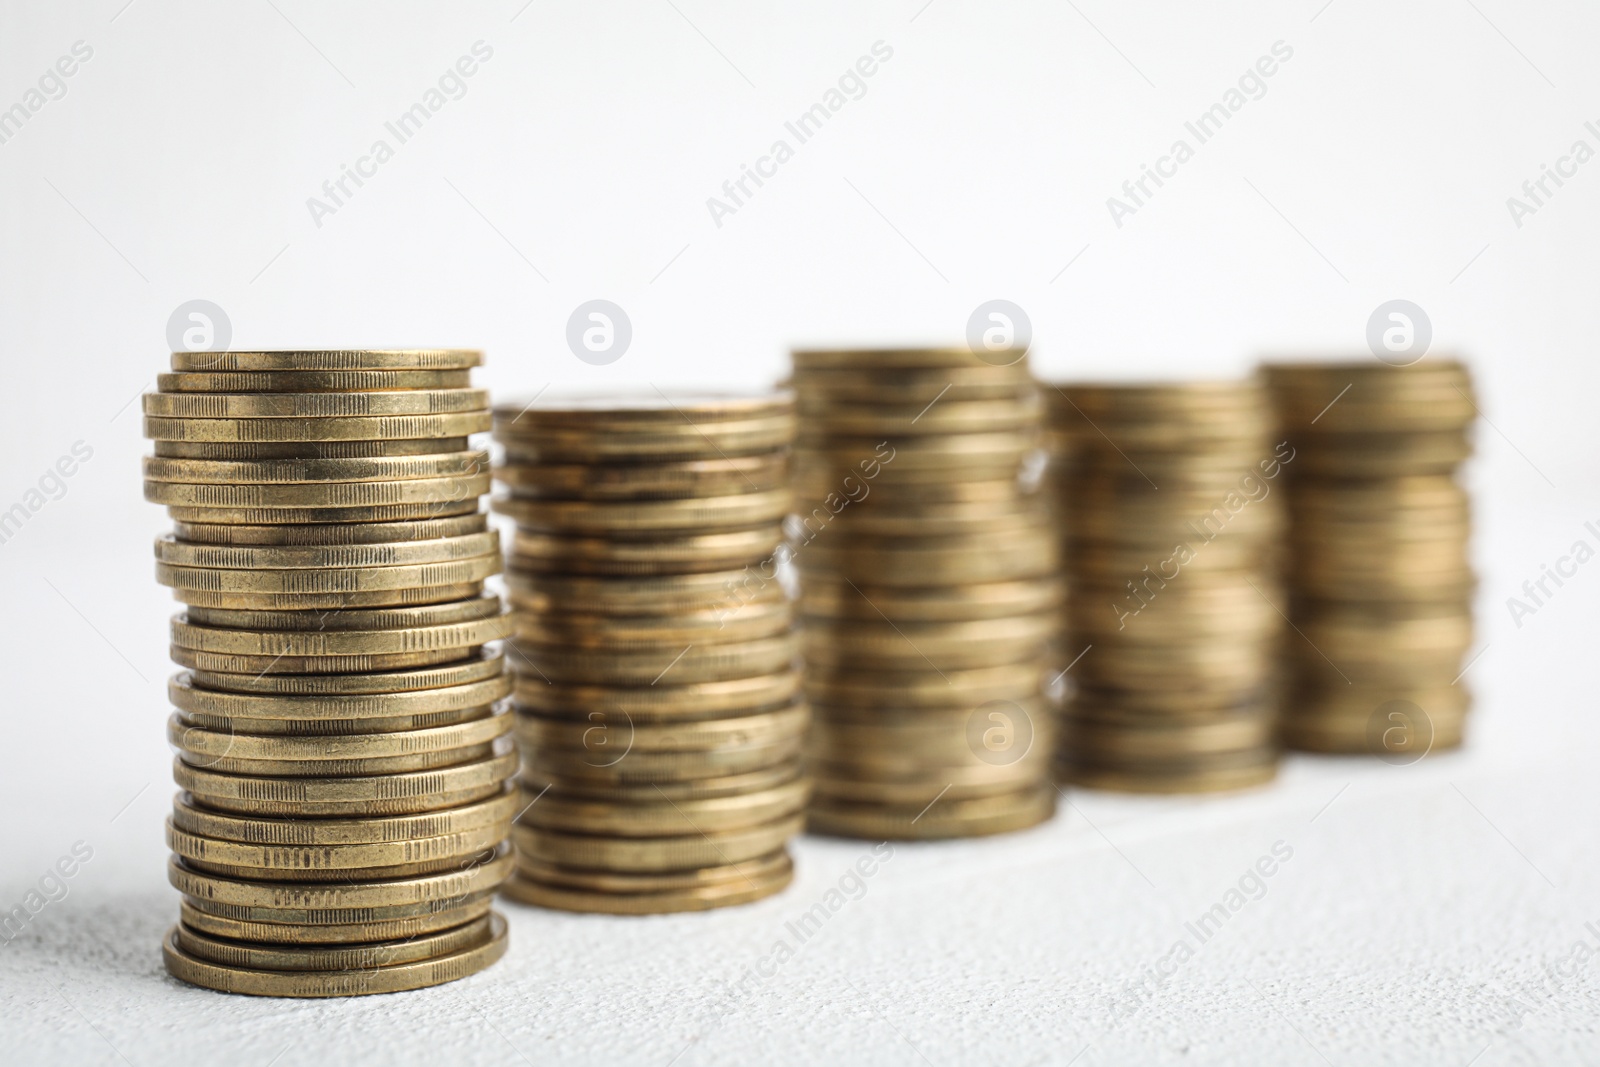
1263,360,1476,757
492,392,807,914
789,349,1059,839
142,349,515,996
1045,382,1286,793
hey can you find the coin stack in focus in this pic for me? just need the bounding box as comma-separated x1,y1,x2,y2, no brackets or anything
789,349,1059,839
1046,382,1286,793
492,393,807,914
1264,360,1476,757
142,349,515,996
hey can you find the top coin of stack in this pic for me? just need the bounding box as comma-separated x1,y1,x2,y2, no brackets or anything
142,349,516,997
1263,359,1476,759
789,348,1060,839
492,391,808,914
1045,381,1286,793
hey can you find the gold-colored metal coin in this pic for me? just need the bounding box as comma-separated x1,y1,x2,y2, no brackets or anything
172,745,517,816
144,450,488,485
512,815,802,872
146,473,491,509
158,369,473,393
169,787,518,846
164,499,484,526
788,364,1033,401
804,660,1045,708
172,512,487,546
501,857,792,914
524,735,802,785
512,847,790,893
178,896,492,944
498,452,788,500
513,600,790,649
800,530,1055,585
185,647,503,695
520,759,802,803
509,525,782,576
511,632,797,685
809,763,1041,804
170,672,509,719
792,347,1028,371
506,568,784,616
144,389,488,419
494,487,791,534
182,595,502,632
798,397,1040,437
174,582,485,612
160,912,507,997
497,418,795,462
802,577,1060,623
514,701,807,753
168,846,513,910
807,785,1054,840
167,820,509,876
796,432,1033,476
1064,758,1278,794
169,609,511,656
518,778,809,836
170,644,488,675
513,670,800,720
144,410,491,443
494,391,793,427
174,913,493,970
170,707,512,765
800,614,1055,669
159,531,501,571
178,886,499,926
157,553,499,593
155,436,472,460
170,349,483,372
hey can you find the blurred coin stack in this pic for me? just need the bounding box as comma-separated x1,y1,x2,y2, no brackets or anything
492,393,807,914
789,349,1059,839
1046,382,1286,793
1263,360,1476,757
142,349,514,996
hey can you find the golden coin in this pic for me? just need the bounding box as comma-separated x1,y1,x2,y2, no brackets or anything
509,525,782,576
161,913,507,997
178,887,499,925
800,532,1055,585
157,553,499,593
146,473,490,510
1064,758,1278,794
170,349,483,372
144,410,491,443
170,645,488,675
519,760,802,803
809,763,1041,804
801,578,1061,623
506,567,784,616
167,821,508,877
144,389,488,419
493,488,791,534
163,499,484,526
512,815,801,872
518,778,809,836
155,436,472,460
169,787,518,846
178,896,491,944
158,369,472,393
144,450,488,485
185,648,503,695
170,672,509,719
170,609,511,656
804,660,1046,708
493,391,793,426
172,745,518,817
501,858,791,914
181,595,502,632
511,632,796,685
788,363,1033,401
498,452,787,499
497,418,795,462
173,582,485,612
514,702,806,753
524,735,802,785
512,600,790,649
172,512,486,546
796,432,1033,475
806,785,1054,840
798,397,1040,437
800,614,1055,669
1066,714,1272,760
167,847,513,910
797,498,1047,538
175,914,493,969
792,347,1027,371
170,707,512,765
512,848,790,893
513,670,799,720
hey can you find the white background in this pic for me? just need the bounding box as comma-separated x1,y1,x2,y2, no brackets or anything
3,0,1600,1063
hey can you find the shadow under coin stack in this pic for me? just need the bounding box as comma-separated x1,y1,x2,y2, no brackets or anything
1046,382,1285,793
141,349,515,996
1263,360,1476,757
789,349,1059,839
492,393,807,914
